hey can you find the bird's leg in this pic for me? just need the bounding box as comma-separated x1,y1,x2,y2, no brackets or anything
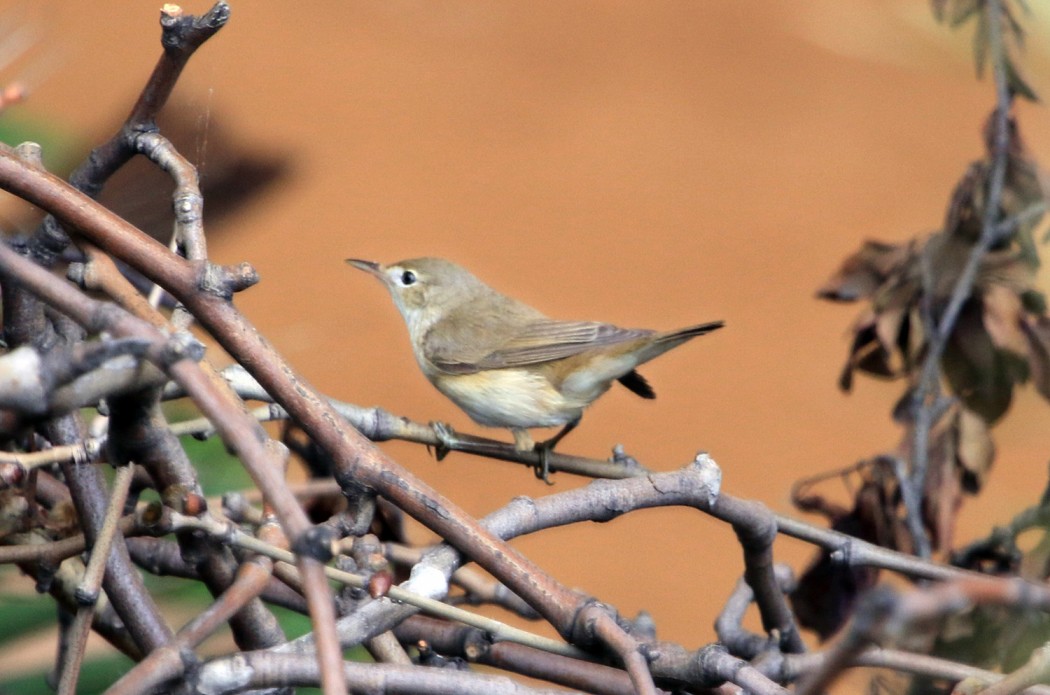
531,418,581,484
511,428,535,452
430,421,458,461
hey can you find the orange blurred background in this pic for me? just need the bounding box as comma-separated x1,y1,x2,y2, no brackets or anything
3,0,1050,682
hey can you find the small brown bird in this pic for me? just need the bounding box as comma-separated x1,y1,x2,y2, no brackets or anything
347,257,723,480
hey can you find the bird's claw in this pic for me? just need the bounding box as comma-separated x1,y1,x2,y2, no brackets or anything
533,444,554,485
430,421,457,461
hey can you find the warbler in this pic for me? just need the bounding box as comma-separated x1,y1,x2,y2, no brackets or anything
347,257,723,481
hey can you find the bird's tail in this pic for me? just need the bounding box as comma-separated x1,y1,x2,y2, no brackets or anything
616,320,724,398
642,319,725,361
660,320,725,342
613,319,722,396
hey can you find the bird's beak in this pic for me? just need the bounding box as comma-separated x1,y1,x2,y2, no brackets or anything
345,258,383,278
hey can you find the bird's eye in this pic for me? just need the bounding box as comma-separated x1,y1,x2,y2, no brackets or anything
400,270,417,286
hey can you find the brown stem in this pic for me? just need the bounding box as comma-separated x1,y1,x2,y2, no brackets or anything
30,3,230,267
0,238,346,695
395,615,644,695
107,387,286,651
0,147,637,665
106,554,275,695
196,651,574,695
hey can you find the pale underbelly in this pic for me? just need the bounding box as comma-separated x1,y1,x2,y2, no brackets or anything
432,368,601,429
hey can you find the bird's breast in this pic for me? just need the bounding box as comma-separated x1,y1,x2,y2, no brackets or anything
430,369,586,429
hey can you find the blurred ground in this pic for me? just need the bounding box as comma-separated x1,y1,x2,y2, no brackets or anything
3,0,1050,686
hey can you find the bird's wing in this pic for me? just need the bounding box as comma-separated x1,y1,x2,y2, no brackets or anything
425,318,652,374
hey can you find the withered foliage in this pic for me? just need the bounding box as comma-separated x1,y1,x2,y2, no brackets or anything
790,460,899,640
929,483,1050,677
932,0,1039,101
795,112,1049,639
820,115,1047,427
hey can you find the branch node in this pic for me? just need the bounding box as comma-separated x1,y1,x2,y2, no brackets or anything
153,331,205,367
74,584,99,606
609,443,641,469
173,191,202,224
0,346,48,414
180,489,208,517
137,501,173,534
730,499,777,548
403,562,451,600
694,643,732,688
198,262,259,299
160,1,231,55
290,525,336,563
14,142,43,167
65,262,89,289
829,541,852,567
0,462,26,489
689,451,722,508
568,599,614,648
461,628,492,661
638,641,660,663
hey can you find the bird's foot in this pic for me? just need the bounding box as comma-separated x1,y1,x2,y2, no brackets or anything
532,440,556,486
528,419,580,485
430,421,458,461
510,429,554,484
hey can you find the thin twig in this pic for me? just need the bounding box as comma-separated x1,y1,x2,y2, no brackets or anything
55,463,135,695
105,554,276,695
0,237,347,695
196,651,578,695
162,509,591,660
0,145,654,685
907,0,1015,559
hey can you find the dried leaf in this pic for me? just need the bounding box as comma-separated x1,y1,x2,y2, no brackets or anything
1000,123,1046,214
856,462,912,551
1021,289,1046,315
791,461,900,639
790,482,850,521
839,317,895,392
1022,315,1050,401
982,283,1029,356
817,240,912,302
875,306,907,360
923,429,963,552
942,299,1019,422
955,407,995,491
978,249,1037,295
792,529,879,640
946,0,982,27
930,0,946,22
973,8,989,76
1006,51,1039,102
1004,2,1026,44
943,162,985,244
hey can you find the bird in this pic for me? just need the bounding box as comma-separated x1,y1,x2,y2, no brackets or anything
347,257,723,481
